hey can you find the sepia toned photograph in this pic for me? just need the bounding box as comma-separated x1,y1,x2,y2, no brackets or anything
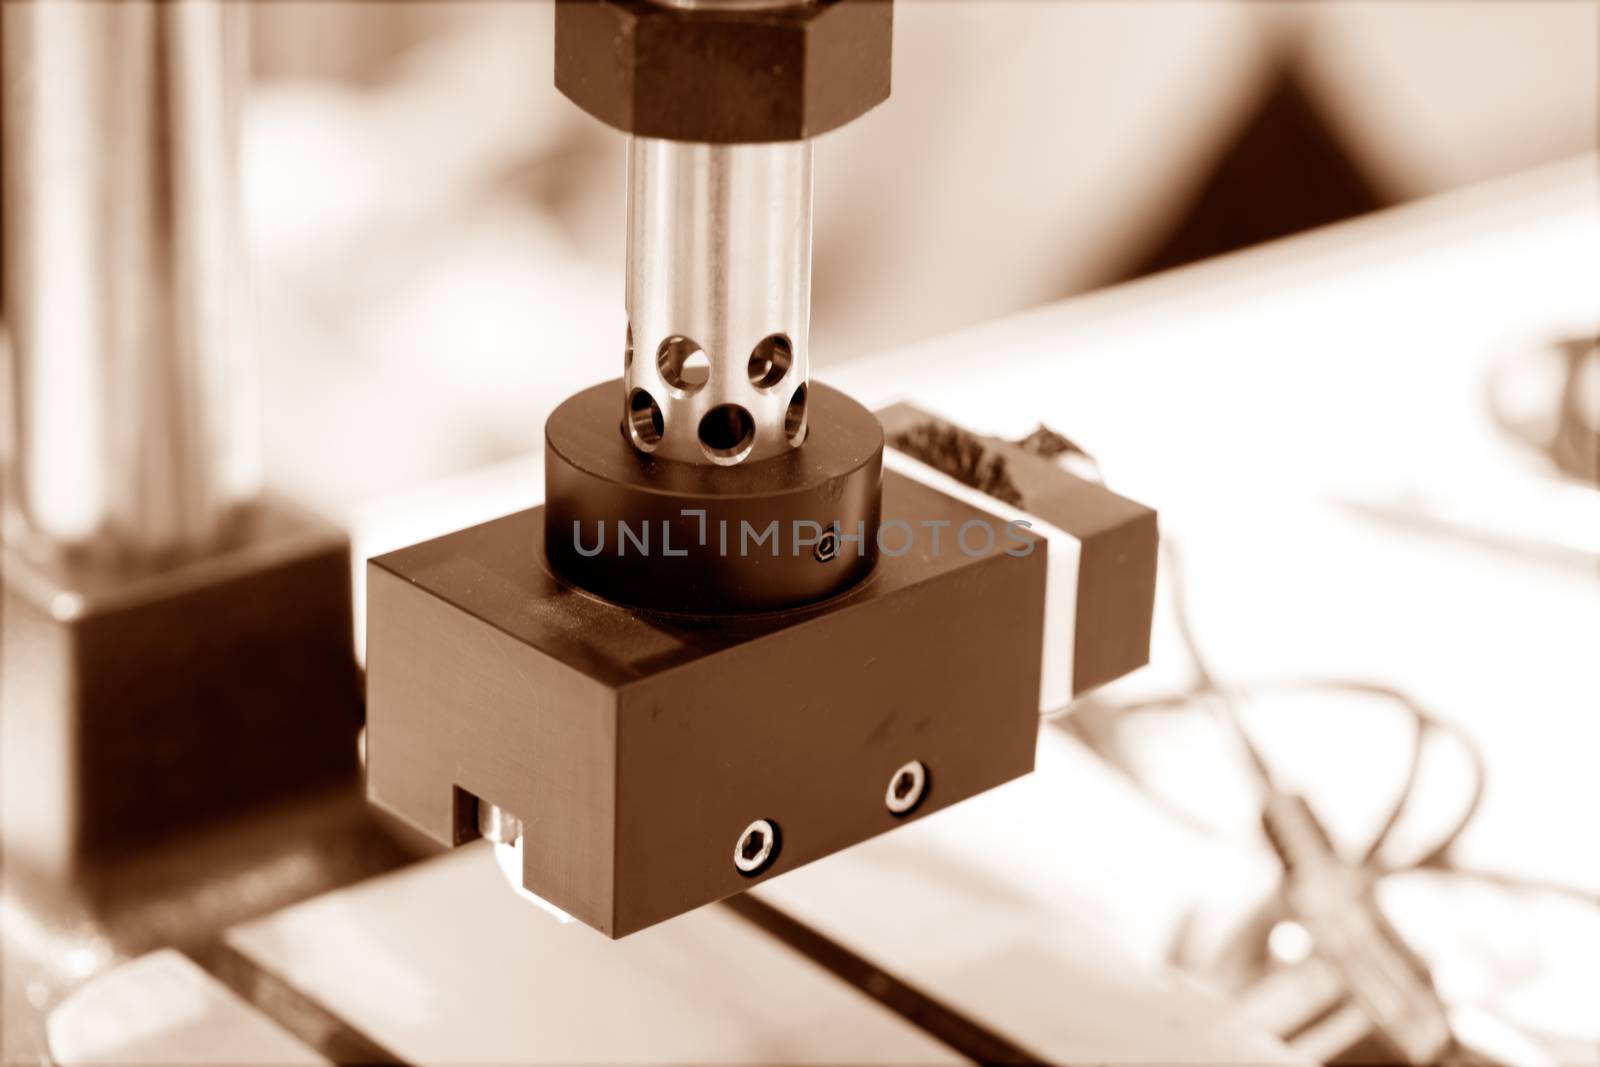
1,1,1597,1064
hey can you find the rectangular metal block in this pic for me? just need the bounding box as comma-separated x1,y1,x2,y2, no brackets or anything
1,502,363,880
878,403,1159,697
365,471,1047,937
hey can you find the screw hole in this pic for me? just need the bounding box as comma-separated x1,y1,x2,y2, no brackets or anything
624,322,633,371
748,334,793,389
657,336,709,396
626,387,664,451
784,384,808,447
698,404,756,465
734,818,779,875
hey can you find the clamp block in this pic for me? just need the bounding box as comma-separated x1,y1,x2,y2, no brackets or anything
365,472,1045,937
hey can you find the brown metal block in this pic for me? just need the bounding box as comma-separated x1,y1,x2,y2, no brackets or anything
878,404,1159,696
366,471,1046,937
1,501,363,880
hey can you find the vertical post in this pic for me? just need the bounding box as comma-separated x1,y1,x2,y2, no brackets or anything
3,0,258,567
1,1,361,880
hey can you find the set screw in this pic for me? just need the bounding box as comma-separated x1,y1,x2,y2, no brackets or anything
885,760,928,815
815,528,839,562
734,818,779,875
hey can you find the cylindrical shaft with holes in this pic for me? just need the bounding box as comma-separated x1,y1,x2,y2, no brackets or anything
624,137,813,465
544,0,895,611
552,0,891,467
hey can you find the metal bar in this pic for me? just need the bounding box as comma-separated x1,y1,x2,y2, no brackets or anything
2,0,258,566
623,135,813,464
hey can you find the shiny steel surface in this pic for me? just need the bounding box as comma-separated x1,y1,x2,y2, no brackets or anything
624,136,813,464
476,801,524,847
2,0,258,565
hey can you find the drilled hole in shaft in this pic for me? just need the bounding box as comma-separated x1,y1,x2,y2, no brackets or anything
698,404,755,465
657,336,709,395
784,384,808,447
626,387,664,451
748,334,793,389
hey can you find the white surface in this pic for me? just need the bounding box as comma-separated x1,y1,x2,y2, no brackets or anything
813,155,1600,1019
48,950,328,1067
226,844,960,1066
755,728,1300,1065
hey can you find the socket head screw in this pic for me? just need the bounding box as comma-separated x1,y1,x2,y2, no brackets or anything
734,819,779,875
885,760,928,816
815,528,839,562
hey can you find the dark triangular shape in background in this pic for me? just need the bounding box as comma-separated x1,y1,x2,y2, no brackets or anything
1121,66,1390,281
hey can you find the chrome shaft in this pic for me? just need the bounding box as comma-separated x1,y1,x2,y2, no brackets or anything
2,0,258,565
623,136,813,465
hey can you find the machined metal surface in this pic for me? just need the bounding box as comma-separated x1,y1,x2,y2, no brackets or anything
0,502,363,879
624,137,813,464
545,380,881,614
652,0,799,9
880,404,1159,698
366,474,1047,936
553,0,893,144
0,1,365,887
477,802,524,847
1,0,258,565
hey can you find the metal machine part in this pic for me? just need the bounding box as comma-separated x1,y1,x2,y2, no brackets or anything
553,0,892,144
366,403,1157,936
557,0,890,466
2,0,258,566
733,819,780,875
364,0,1157,936
624,137,813,464
368,476,1048,937
0,0,360,879
477,801,524,847
545,381,880,614
885,760,928,815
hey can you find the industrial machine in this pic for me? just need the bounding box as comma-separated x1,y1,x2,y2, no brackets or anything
11,6,1593,1062
363,0,1159,937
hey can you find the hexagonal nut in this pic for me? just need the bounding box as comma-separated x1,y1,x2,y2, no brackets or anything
554,0,893,144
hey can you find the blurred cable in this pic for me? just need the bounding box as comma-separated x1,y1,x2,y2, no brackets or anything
1024,428,1597,1065
1485,335,1598,487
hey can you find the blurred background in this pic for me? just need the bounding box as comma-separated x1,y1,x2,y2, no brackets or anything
241,1,1599,513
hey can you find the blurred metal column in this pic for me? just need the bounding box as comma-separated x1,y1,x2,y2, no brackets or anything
1,0,361,881
3,0,258,565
